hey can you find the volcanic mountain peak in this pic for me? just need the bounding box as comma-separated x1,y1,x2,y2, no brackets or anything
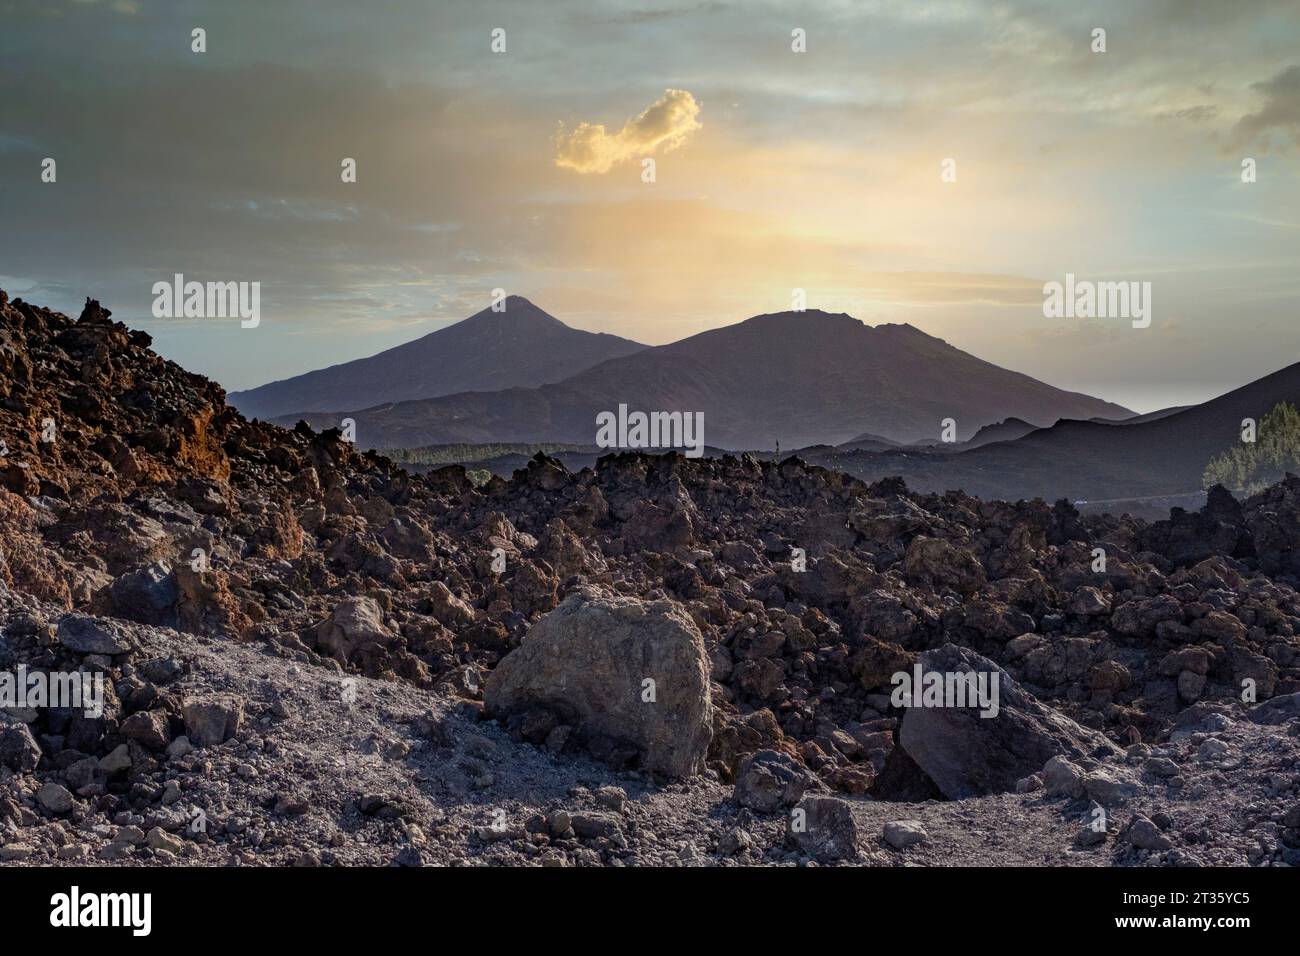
734,307,863,327
693,309,932,343
460,295,566,328
227,296,645,420
283,301,1133,450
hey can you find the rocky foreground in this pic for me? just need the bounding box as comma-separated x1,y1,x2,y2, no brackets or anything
2,291,1300,866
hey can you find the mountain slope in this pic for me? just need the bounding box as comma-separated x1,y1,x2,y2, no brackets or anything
825,361,1300,501
1090,405,1187,425
277,309,1131,450
229,296,646,419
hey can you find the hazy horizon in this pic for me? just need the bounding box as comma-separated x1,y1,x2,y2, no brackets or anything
3,0,1299,413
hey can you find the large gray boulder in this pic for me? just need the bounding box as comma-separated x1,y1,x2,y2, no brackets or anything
1247,692,1300,726
786,795,859,862
57,615,136,655
899,644,1122,799
734,749,824,813
181,696,244,748
0,718,42,773
314,596,392,663
109,561,179,626
485,588,712,779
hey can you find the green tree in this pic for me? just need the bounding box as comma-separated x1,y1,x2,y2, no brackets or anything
1203,401,1300,494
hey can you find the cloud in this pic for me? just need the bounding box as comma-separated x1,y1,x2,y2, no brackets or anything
1233,64,1300,150
69,0,139,12
554,89,701,174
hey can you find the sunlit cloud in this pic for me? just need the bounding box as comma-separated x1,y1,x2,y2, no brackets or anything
554,89,701,174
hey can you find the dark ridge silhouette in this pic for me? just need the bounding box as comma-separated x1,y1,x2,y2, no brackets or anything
836,431,902,452
825,361,1300,501
959,416,1041,449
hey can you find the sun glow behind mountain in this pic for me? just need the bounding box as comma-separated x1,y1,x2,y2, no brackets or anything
1,0,1298,412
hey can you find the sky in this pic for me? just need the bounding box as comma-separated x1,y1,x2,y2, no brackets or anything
1,0,1298,412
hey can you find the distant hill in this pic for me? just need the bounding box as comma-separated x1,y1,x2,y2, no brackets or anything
836,432,902,452
960,417,1040,449
820,362,1300,502
277,308,1131,451
229,296,645,419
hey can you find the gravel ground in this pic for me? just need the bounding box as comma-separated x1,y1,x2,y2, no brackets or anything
4,592,1296,868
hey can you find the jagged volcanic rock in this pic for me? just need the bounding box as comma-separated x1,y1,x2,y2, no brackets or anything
898,644,1123,799
3,288,1300,866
